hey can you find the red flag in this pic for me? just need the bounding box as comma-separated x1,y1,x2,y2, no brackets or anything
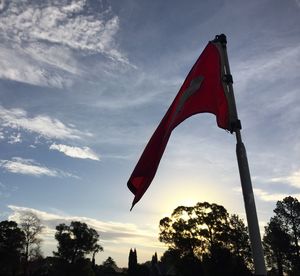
128,40,233,210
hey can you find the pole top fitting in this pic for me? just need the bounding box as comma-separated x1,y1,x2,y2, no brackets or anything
230,119,242,133
212,34,227,47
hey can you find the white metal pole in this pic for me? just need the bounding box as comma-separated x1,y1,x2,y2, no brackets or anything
215,34,267,275
235,129,267,275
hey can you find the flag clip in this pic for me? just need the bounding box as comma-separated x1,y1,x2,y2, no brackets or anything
230,119,242,133
223,74,233,84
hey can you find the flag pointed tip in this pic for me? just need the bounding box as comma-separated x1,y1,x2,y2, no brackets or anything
130,201,136,211
130,197,139,211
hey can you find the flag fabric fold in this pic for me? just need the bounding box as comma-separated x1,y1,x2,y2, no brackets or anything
128,40,231,210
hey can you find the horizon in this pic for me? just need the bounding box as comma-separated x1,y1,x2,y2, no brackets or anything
0,0,300,268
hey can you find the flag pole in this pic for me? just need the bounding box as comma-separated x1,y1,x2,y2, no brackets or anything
215,34,267,276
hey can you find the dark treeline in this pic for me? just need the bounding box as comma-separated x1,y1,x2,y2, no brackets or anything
156,196,300,276
0,196,299,276
263,196,300,276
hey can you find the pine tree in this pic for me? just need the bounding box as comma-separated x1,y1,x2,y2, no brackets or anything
128,248,138,276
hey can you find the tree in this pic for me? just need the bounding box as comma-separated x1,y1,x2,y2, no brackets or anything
19,212,43,262
193,202,230,249
151,252,158,265
0,220,25,276
202,245,251,276
159,202,252,274
54,221,102,264
160,249,181,274
263,196,300,274
128,248,138,276
228,214,252,268
263,217,291,276
102,257,117,273
159,202,250,257
274,197,300,263
159,205,203,257
91,243,103,267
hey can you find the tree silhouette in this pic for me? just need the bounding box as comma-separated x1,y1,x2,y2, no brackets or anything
263,196,300,274
102,256,117,273
19,212,43,262
160,249,181,274
228,214,252,267
274,197,300,264
19,212,43,276
0,220,25,276
151,252,158,265
53,221,102,264
263,217,291,276
194,202,230,248
128,248,138,276
92,243,103,268
159,202,252,275
159,205,202,257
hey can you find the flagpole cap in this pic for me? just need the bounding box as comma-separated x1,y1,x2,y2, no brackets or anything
213,34,227,47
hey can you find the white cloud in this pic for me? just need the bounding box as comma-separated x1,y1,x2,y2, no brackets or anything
288,171,300,188
270,169,300,189
8,132,22,144
253,188,300,202
0,0,131,87
0,0,124,60
0,157,77,178
0,157,57,177
0,44,76,88
233,185,300,203
0,105,89,140
50,143,100,161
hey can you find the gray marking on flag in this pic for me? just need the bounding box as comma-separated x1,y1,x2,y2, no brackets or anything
166,75,204,135
175,75,204,115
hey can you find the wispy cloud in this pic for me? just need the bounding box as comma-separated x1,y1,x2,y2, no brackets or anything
0,105,89,140
294,0,300,8
7,205,165,264
234,44,300,91
0,0,131,87
233,186,300,202
0,157,57,177
270,169,300,189
7,204,163,246
253,188,300,202
0,0,5,11
0,157,77,178
8,132,22,144
0,44,75,88
50,143,100,161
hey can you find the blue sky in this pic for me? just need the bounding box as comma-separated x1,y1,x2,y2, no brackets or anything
0,0,300,267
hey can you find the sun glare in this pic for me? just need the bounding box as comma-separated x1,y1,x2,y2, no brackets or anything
158,180,225,217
